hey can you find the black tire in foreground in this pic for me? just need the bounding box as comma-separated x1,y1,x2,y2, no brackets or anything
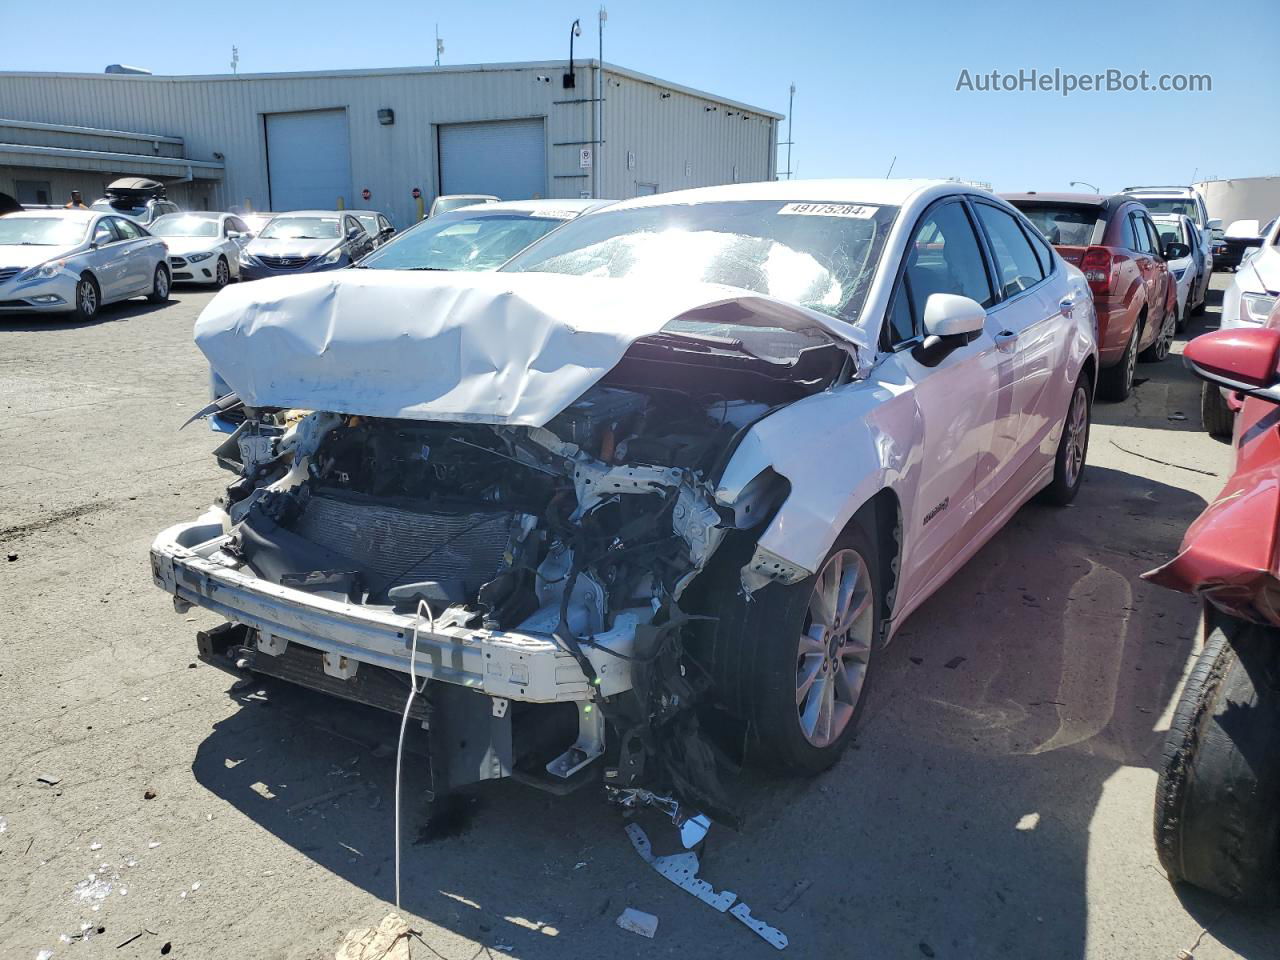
1038,372,1091,506
1155,622,1280,904
697,522,882,777
1200,381,1235,439
1098,322,1139,402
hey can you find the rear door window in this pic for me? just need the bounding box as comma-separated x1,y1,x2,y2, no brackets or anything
1127,213,1152,254
973,202,1045,298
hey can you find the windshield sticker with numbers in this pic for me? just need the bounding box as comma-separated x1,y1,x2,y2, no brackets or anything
778,202,878,219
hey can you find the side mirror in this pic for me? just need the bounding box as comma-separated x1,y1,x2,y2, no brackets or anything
1164,242,1191,260
1207,218,1222,232
1184,328,1280,402
913,294,986,366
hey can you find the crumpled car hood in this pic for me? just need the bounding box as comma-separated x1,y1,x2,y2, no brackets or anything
193,270,865,426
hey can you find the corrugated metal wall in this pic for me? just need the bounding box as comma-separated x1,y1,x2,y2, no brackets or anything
0,64,779,226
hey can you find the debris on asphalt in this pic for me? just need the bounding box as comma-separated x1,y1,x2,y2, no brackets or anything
626,821,788,949
143,787,157,800
336,914,412,960
6,553,17,562
1168,412,1188,422
616,907,659,938
36,949,53,960
36,775,61,786
773,878,812,913
115,930,147,949
909,656,924,665
944,656,966,670
919,942,936,957
89,841,102,851
148,840,161,848
574,861,588,870
0,816,6,833
72,872,113,904
287,784,361,815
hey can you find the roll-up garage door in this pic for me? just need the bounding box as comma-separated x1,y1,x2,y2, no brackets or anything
266,110,352,211
438,119,546,200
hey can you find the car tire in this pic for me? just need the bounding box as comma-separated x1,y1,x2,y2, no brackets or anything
147,264,170,303
214,256,230,289
72,273,100,322
697,523,882,777
1201,382,1234,439
1175,296,1190,334
1037,372,1091,506
1098,321,1139,402
1154,622,1280,904
1140,304,1175,362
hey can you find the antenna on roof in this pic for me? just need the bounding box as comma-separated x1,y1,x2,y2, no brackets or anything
435,25,444,66
230,45,239,75
777,83,796,180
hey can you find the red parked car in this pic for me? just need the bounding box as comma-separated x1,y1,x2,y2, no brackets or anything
1144,302,1280,903
1004,193,1183,401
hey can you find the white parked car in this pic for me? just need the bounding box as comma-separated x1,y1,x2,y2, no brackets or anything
0,209,170,320
1202,215,1280,436
151,212,254,288
153,179,1095,815
1123,185,1214,314
1151,213,1200,331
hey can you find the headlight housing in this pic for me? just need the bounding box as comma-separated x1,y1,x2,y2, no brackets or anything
318,246,345,265
187,251,214,263
1242,292,1278,324
15,259,69,283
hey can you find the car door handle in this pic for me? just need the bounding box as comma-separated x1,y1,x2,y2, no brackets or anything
1059,295,1075,316
994,330,1018,352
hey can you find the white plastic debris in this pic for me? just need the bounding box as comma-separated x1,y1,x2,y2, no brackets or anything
36,950,54,960
616,907,659,938
89,841,102,851
335,913,412,960
191,881,201,891
148,841,161,849
72,873,113,904
0,816,7,833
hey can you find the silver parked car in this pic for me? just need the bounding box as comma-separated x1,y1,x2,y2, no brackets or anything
0,210,171,320
237,211,375,281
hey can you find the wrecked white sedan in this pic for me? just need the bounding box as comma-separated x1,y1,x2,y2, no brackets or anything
151,179,1096,821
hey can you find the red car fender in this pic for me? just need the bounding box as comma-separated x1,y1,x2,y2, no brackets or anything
1143,466,1280,626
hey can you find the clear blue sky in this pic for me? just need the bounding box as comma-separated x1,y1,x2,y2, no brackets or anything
9,0,1277,193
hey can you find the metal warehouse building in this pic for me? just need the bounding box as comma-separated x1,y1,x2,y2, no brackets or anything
0,61,781,226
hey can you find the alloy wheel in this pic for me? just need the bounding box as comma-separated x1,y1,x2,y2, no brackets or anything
1156,311,1175,360
1124,327,1137,392
796,548,875,748
216,259,229,287
1063,386,1089,488
155,267,169,299
78,279,97,317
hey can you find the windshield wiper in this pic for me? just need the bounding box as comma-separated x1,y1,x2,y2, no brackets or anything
643,329,754,355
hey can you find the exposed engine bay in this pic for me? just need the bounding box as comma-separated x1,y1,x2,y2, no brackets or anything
155,328,845,823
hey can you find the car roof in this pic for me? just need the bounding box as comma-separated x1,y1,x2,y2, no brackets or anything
1001,192,1138,216
154,211,226,219
603,178,952,213
4,209,98,221
452,198,611,217
1122,185,1198,197
268,210,350,217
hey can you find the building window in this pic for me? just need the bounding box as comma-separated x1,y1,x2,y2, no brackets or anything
15,180,52,205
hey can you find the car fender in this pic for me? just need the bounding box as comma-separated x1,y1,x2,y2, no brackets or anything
715,377,916,590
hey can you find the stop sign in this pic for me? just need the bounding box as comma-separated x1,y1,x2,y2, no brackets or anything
361,188,371,201
411,187,421,200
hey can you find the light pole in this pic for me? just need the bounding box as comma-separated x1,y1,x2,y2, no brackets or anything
1069,180,1100,194
565,19,581,88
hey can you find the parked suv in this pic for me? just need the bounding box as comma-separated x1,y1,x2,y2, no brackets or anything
90,177,181,228
1004,192,1180,400
1123,186,1215,312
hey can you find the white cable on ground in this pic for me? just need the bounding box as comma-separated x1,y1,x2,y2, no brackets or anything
395,598,433,910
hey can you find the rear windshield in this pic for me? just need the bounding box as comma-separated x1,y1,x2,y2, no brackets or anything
258,216,341,240
1010,204,1100,246
91,198,146,217
1132,197,1199,222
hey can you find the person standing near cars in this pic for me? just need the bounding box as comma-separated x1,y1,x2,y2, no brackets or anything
64,191,88,209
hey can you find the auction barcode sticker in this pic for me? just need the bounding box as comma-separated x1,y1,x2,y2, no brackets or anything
778,202,878,218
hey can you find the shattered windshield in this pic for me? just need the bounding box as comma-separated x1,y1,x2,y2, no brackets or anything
502,200,899,323
358,212,567,271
